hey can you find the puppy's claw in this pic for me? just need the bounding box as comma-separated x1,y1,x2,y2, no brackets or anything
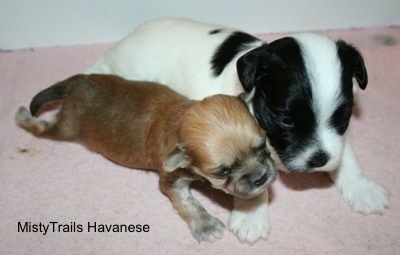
228,204,269,244
190,215,225,242
342,177,390,214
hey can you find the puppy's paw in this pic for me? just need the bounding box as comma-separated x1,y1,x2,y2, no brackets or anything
15,106,32,126
228,203,269,244
190,215,225,242
15,106,49,135
342,176,390,214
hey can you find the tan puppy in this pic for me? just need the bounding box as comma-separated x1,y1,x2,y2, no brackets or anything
15,74,276,242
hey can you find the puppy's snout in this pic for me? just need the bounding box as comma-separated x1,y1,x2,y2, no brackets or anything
253,173,268,187
308,151,329,168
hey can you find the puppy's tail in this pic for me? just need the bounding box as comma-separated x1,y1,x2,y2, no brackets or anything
29,74,84,116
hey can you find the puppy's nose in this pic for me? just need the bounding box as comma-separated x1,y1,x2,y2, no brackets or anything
253,173,268,187
308,151,329,168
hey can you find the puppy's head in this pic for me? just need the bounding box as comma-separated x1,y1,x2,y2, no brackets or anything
163,95,276,198
237,34,367,172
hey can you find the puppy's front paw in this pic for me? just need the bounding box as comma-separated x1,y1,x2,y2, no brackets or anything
190,215,225,242
342,177,390,214
228,203,269,244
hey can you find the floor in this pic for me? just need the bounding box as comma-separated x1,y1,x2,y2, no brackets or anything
1,26,399,255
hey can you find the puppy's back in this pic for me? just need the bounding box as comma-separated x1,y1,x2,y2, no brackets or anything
72,75,189,168
17,74,188,170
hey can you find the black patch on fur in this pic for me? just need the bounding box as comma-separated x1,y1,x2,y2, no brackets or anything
209,29,222,35
336,40,368,90
330,40,365,135
329,101,353,135
211,32,259,76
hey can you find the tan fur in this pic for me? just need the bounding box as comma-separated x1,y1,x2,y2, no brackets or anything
15,74,276,242
179,96,264,171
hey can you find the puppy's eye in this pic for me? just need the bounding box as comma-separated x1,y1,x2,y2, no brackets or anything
215,166,232,177
280,114,294,129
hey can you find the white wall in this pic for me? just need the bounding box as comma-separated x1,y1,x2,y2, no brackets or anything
1,0,399,50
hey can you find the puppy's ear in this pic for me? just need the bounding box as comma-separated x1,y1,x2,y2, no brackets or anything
337,40,368,90
236,45,272,92
163,145,191,172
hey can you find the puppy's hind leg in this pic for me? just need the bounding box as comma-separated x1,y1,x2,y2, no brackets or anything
15,106,53,137
15,106,70,140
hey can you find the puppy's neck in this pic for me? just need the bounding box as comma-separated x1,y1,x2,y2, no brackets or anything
146,99,197,170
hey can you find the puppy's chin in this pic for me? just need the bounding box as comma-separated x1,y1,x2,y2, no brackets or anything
231,185,269,199
286,162,340,173
211,183,267,199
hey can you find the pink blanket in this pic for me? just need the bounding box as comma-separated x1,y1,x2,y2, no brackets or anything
1,27,399,255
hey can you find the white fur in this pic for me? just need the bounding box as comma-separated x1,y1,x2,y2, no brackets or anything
229,192,269,243
291,34,344,172
88,18,390,243
88,18,261,100
329,138,390,213
293,34,389,212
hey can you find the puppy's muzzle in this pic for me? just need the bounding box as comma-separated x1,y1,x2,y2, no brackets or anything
234,165,276,199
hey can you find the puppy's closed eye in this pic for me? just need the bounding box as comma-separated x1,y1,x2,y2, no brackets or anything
280,114,295,129
214,166,232,178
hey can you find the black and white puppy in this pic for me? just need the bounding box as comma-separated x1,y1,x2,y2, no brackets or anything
88,18,390,243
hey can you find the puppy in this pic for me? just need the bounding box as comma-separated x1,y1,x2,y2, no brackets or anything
88,18,390,243
15,74,276,242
